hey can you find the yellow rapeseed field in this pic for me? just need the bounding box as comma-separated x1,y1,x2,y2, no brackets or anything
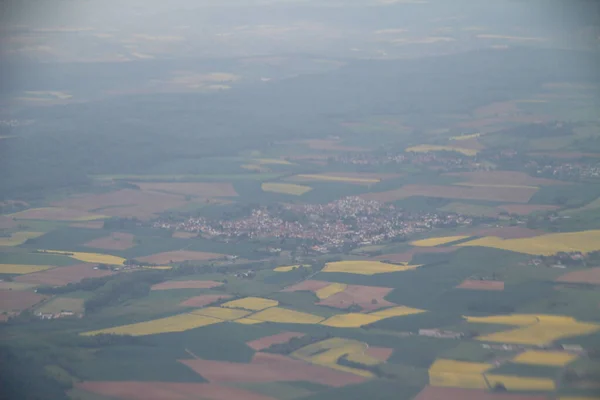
294,174,380,184
0,264,54,274
477,322,599,346
322,260,421,275
512,350,578,366
456,230,600,255
429,359,493,374
315,283,347,300
405,145,478,156
411,235,471,247
466,314,600,346
221,297,279,311
369,306,426,318
428,359,493,389
40,250,126,265
249,307,324,324
320,313,381,328
292,338,377,378
261,183,313,196
0,232,45,246
484,375,555,391
233,318,264,325
81,313,222,336
190,307,251,320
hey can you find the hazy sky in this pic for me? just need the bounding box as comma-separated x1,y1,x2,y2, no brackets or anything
1,0,598,64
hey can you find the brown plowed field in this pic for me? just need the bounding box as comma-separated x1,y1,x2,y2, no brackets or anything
15,264,114,286
180,352,366,387
457,280,505,291
414,386,548,400
134,182,238,198
52,189,188,219
138,251,224,264
151,280,223,290
365,347,394,361
444,171,564,187
498,204,559,215
556,267,600,285
76,381,277,400
84,232,135,250
0,216,17,229
0,290,47,312
172,231,197,239
179,295,232,307
360,184,537,203
282,280,332,292
317,285,395,312
246,332,306,351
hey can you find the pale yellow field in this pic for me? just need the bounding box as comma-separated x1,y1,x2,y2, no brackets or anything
322,260,421,275
0,232,45,246
450,133,481,141
454,183,539,189
466,314,600,346
292,338,377,378
428,359,493,390
411,235,471,247
8,207,108,221
256,158,294,165
190,307,251,320
320,313,381,328
40,250,126,265
512,350,578,366
456,230,600,255
249,307,324,324
82,313,222,336
0,264,54,274
233,318,264,325
369,306,426,318
241,164,268,172
274,265,308,272
560,397,600,400
294,174,380,184
406,145,478,156
221,297,279,311
484,375,555,391
315,283,347,300
261,183,312,196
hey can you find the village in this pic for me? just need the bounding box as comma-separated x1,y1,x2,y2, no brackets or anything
154,196,475,252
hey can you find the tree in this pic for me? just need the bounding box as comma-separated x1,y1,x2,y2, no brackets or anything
492,383,507,392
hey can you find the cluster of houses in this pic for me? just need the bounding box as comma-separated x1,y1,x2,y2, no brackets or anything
154,197,473,252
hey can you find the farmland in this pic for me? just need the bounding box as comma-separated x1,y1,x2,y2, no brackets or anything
322,260,422,275
456,230,600,255
261,183,313,195
2,22,600,400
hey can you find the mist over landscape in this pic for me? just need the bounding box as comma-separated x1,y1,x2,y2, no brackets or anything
1,1,600,400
